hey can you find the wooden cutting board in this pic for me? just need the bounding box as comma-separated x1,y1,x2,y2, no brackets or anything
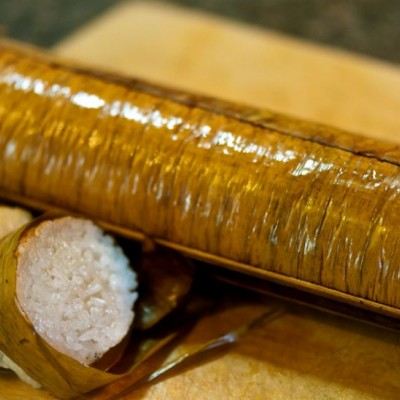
3,2,400,399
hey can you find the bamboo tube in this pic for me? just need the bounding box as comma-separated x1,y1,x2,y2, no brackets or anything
0,39,400,321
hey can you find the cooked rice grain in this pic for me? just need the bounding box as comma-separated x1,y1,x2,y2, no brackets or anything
16,217,138,365
0,206,32,237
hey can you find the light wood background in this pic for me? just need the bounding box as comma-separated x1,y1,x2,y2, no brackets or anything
3,2,400,399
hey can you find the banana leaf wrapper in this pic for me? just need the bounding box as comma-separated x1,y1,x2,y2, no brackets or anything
0,214,191,399
0,39,400,322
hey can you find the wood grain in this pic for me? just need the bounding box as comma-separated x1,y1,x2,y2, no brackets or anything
2,2,400,399
56,2,400,142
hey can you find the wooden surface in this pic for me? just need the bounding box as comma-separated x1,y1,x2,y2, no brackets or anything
3,2,400,399
55,1,400,143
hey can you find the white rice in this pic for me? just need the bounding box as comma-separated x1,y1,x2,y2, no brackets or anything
16,217,138,365
0,206,32,237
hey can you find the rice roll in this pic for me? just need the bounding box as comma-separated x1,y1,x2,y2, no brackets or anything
0,213,138,398
16,216,138,364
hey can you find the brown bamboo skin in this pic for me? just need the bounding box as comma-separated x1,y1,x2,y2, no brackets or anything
1,40,400,319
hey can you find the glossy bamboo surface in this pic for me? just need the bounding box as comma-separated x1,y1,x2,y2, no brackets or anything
1,41,400,318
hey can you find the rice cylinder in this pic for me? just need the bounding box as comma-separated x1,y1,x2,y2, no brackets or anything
0,213,138,398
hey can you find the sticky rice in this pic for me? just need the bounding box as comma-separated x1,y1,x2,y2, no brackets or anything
0,206,32,237
0,212,138,388
16,217,138,365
